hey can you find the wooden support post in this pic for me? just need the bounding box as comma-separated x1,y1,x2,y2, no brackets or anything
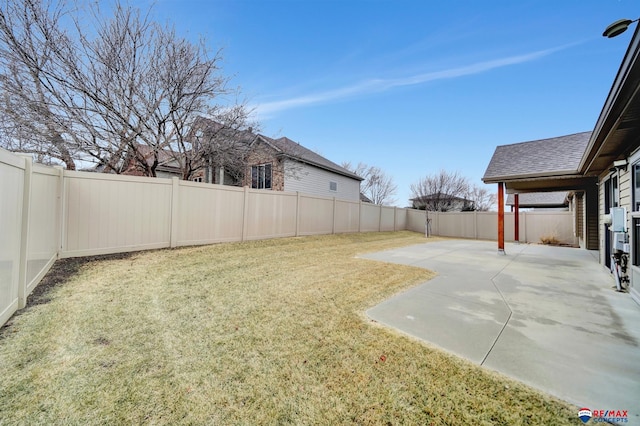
498,182,505,254
514,193,520,243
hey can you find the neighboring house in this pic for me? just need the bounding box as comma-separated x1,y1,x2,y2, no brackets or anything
505,192,569,212
112,119,363,202
242,134,363,202
95,144,190,180
483,23,640,304
360,193,373,203
410,193,475,211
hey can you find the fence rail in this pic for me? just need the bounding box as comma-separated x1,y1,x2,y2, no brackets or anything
0,148,576,327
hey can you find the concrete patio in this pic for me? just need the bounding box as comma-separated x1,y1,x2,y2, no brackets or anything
361,239,640,423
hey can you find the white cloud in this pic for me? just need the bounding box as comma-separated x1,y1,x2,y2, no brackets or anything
254,44,573,117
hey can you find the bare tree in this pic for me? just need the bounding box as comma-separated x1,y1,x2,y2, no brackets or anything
342,161,397,205
410,170,471,211
189,116,258,184
466,184,497,211
0,0,251,177
0,0,79,169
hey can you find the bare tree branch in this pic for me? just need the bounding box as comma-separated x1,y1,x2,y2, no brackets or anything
0,0,252,178
410,170,472,211
465,184,497,211
342,161,397,205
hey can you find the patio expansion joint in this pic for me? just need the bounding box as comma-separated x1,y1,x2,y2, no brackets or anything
479,251,520,366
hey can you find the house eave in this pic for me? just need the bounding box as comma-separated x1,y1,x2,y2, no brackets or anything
279,154,364,181
484,173,597,194
482,169,581,184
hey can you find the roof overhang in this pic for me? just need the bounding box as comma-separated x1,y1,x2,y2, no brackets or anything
486,173,597,194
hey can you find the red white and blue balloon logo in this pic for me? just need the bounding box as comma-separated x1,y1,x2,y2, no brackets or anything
578,408,592,423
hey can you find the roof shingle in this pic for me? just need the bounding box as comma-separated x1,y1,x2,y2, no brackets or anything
260,135,362,180
483,132,592,182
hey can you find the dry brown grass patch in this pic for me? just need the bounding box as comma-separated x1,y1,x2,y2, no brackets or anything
0,232,580,425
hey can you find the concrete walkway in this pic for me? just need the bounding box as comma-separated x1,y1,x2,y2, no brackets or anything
361,240,640,423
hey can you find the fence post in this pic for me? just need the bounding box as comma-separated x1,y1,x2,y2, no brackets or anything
332,197,337,234
358,200,362,233
55,166,65,256
170,177,179,248
17,155,32,309
393,207,397,232
378,205,382,232
295,192,300,237
474,210,478,240
242,186,250,242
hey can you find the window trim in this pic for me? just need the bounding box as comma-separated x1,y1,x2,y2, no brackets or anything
629,150,640,268
251,163,272,190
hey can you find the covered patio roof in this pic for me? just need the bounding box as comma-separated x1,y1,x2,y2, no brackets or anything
482,132,596,193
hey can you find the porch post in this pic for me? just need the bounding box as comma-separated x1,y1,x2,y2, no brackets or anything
514,193,519,243
498,182,505,254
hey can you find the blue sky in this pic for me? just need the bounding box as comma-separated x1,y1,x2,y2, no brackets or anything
146,0,637,206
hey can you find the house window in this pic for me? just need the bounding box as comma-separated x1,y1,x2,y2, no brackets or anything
605,174,618,214
329,181,337,191
251,164,272,189
634,218,640,267
633,162,640,211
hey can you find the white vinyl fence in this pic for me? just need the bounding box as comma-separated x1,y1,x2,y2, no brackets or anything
0,148,575,327
406,209,576,245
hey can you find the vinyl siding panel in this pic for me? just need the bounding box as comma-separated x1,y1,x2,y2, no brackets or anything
283,160,360,202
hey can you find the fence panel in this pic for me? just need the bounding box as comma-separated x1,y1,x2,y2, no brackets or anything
395,208,407,231
523,211,575,245
476,212,497,240
436,212,477,239
380,206,396,231
334,199,360,233
0,151,25,326
175,181,245,245
298,194,333,235
360,203,381,232
26,166,61,293
246,189,297,240
406,209,426,233
62,172,173,257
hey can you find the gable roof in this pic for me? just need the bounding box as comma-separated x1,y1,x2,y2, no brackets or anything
256,135,363,181
505,191,568,207
483,132,592,182
482,131,597,192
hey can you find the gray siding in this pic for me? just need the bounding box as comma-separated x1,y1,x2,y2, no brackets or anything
283,159,360,202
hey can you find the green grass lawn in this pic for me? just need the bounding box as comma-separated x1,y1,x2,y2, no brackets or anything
0,232,581,425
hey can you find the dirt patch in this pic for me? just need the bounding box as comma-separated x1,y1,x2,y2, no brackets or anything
27,252,134,307
0,252,134,336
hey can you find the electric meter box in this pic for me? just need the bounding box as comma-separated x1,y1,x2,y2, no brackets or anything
610,207,627,232
613,232,629,252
